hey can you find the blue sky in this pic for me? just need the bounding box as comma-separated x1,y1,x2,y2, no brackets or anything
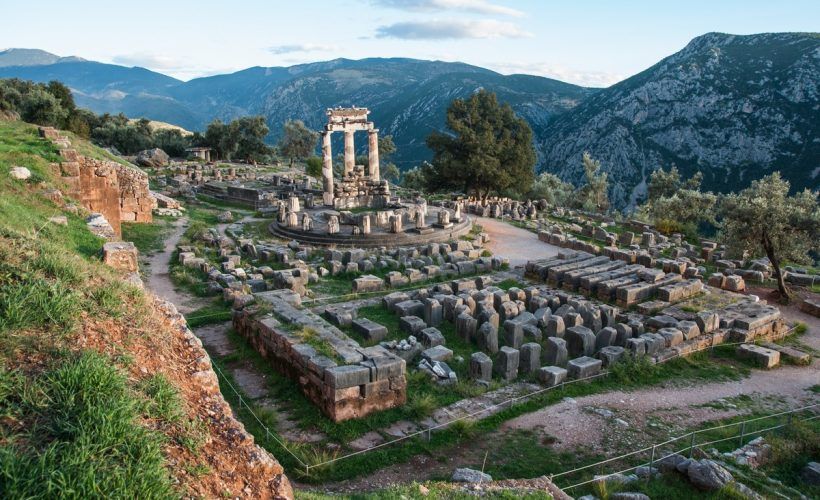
3,0,818,86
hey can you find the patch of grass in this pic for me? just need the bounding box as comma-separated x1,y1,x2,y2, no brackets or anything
406,393,437,419
185,300,233,328
121,218,171,254
295,327,339,361
794,322,808,335
496,278,523,290
0,352,175,498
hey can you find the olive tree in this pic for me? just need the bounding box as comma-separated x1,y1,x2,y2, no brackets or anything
719,172,819,298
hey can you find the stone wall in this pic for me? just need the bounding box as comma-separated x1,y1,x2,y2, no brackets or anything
39,127,152,235
232,290,406,422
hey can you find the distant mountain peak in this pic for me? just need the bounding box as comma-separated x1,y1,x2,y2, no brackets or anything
0,48,85,67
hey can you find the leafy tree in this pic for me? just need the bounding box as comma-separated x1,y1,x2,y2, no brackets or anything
65,108,98,138
647,165,703,201
279,119,318,166
204,119,237,161
45,80,76,113
645,189,718,237
719,172,819,298
305,156,323,178
231,116,270,163
20,89,67,127
576,152,609,212
529,172,574,206
402,164,431,191
378,135,396,159
152,129,191,157
383,163,401,183
426,90,535,199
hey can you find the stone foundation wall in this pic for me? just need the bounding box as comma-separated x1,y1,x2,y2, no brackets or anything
232,291,406,422
39,127,152,235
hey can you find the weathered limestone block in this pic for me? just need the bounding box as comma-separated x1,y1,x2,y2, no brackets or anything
352,318,388,342
737,344,780,368
597,346,626,367
495,346,519,381
640,333,666,356
567,356,602,379
565,326,596,358
519,342,542,374
677,320,701,340
399,315,427,335
543,337,568,367
614,323,633,346
456,312,478,342
324,365,371,389
394,300,424,317
102,242,139,272
546,316,565,338
422,345,453,363
626,337,647,356
353,274,384,293
538,366,567,387
477,322,499,353
423,298,443,327
469,352,493,382
658,327,684,347
503,320,524,349
420,327,445,348
595,327,617,351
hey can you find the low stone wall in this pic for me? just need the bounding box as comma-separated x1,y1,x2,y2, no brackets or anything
232,290,406,422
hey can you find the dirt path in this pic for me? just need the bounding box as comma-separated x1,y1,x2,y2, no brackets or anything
502,362,819,452
477,217,560,269
144,217,208,314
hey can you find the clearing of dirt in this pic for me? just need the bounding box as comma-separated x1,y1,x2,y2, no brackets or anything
477,217,560,268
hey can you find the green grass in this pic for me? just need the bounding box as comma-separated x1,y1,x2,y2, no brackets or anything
184,300,233,328
121,217,172,254
0,351,176,498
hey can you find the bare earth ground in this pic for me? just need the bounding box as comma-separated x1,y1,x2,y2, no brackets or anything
476,216,559,269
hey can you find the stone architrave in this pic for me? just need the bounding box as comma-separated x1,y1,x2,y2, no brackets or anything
361,215,371,234
368,129,380,181
328,215,340,235
301,213,312,231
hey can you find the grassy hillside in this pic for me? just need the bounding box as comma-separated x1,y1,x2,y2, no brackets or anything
0,120,290,498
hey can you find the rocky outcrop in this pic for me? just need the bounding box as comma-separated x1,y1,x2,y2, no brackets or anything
539,32,820,208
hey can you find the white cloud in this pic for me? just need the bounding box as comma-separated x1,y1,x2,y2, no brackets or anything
375,19,531,40
490,61,626,88
372,0,523,17
268,43,339,55
111,52,184,70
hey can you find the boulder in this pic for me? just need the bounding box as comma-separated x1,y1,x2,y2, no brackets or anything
9,166,31,180
135,148,170,168
452,467,492,483
687,459,734,490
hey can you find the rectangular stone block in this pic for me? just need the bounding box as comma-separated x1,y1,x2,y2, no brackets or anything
737,344,780,368
538,366,567,387
495,346,519,381
469,352,493,382
352,318,389,342
567,356,602,379
399,315,426,335
325,365,371,389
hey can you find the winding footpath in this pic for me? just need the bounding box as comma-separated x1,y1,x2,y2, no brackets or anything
476,216,559,268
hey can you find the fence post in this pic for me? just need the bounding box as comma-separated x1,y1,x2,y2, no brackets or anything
689,431,696,458
739,421,746,447
648,445,656,483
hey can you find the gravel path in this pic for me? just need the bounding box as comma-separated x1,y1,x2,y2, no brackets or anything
145,217,208,314
477,217,559,268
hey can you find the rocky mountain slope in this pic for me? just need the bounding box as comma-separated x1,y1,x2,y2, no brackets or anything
1,33,817,208
539,32,820,207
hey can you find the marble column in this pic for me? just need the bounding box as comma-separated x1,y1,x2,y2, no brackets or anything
322,131,334,206
368,128,380,181
343,128,355,176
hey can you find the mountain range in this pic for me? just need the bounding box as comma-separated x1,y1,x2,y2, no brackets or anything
1,33,818,207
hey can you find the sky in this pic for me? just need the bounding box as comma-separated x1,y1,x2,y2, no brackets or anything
3,0,818,87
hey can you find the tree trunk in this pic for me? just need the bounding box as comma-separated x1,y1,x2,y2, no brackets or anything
762,231,789,299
